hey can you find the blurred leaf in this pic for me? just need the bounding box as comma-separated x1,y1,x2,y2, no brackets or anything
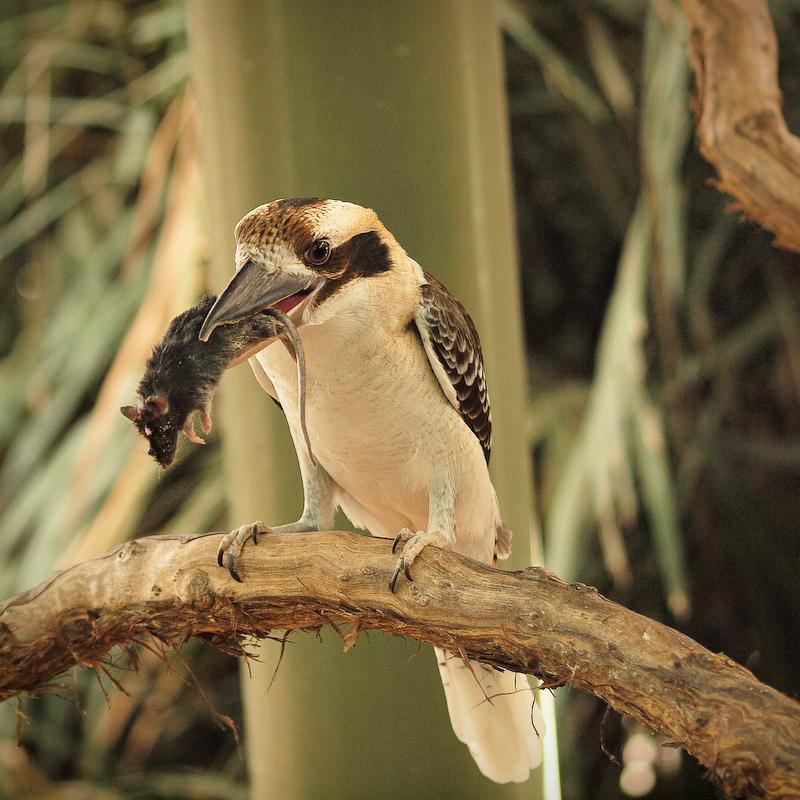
0,5,69,47
128,51,189,104
641,3,690,305
543,4,690,618
675,308,779,387
1,267,145,495
500,0,611,123
545,202,651,583
130,4,186,48
633,399,688,618
113,107,157,185
585,13,634,122
0,2,234,795
0,169,86,263
0,419,85,595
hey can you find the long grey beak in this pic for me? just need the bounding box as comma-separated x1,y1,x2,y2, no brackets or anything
199,260,310,341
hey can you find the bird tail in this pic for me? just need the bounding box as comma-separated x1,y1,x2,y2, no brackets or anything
435,646,544,783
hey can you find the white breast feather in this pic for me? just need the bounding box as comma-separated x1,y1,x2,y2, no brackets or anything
254,309,497,563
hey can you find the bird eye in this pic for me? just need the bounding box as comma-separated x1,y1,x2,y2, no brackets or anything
305,238,331,266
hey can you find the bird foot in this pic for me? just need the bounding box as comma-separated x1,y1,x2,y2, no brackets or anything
217,520,269,582
389,528,446,592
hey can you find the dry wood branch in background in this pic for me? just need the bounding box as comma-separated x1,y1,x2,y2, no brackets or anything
681,0,800,253
1,531,798,798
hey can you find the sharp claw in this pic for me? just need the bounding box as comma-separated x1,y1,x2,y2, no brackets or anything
389,562,402,593
404,562,413,582
227,552,242,583
218,522,267,581
392,533,403,554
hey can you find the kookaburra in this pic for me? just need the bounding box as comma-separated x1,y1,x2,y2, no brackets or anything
199,198,543,783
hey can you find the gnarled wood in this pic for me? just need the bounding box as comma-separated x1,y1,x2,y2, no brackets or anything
0,531,798,798
681,0,800,253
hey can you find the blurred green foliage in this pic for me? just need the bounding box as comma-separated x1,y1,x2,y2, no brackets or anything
0,2,241,798
0,0,799,798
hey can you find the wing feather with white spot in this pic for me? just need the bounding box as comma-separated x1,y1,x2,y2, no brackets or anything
414,272,492,463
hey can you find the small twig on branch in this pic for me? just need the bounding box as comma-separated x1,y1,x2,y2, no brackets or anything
681,0,800,253
0,531,798,798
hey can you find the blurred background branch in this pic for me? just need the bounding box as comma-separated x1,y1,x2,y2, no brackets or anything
681,0,800,253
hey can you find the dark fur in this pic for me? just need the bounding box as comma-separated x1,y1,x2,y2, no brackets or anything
124,296,278,468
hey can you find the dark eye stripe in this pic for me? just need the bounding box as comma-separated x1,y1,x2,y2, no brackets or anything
328,230,391,277
311,230,393,304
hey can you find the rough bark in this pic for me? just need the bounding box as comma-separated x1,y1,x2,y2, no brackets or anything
681,0,800,253
0,531,798,798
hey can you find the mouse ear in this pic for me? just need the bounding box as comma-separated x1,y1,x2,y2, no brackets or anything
120,405,142,422
144,394,169,414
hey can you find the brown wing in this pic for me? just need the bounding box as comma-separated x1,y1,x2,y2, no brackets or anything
414,272,492,463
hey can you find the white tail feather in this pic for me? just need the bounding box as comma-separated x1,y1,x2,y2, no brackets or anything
435,646,544,783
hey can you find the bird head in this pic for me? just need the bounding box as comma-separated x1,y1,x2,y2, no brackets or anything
199,198,411,341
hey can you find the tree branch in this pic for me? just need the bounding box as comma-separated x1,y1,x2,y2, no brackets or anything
1,531,798,798
681,0,800,253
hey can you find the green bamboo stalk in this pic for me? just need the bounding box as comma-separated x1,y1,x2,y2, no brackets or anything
187,6,303,798
188,1,543,797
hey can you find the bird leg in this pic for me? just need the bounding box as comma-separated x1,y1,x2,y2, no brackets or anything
390,481,455,592
217,458,336,582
